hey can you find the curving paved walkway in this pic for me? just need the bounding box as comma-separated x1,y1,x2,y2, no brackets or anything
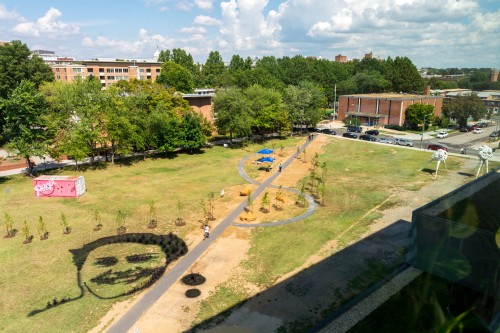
107,136,318,333
234,153,317,227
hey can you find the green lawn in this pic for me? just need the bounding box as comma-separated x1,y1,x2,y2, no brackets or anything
0,137,479,332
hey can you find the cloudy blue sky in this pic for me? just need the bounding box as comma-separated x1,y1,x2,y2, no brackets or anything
1,0,499,68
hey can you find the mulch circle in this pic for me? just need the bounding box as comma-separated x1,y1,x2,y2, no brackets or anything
181,273,206,286
185,288,201,298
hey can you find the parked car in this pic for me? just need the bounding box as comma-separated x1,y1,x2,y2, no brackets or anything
378,137,394,144
427,144,448,152
473,128,484,134
490,131,499,138
346,125,363,133
343,132,358,139
359,134,377,142
459,126,472,132
475,122,488,128
316,128,336,135
394,138,414,147
436,131,448,138
365,129,379,135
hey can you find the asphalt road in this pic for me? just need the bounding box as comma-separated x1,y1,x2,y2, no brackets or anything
328,125,499,156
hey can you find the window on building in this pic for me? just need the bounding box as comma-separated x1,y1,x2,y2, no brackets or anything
87,68,93,73
107,76,115,80
140,69,145,73
146,69,151,73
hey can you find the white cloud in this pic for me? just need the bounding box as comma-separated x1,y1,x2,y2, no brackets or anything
0,4,24,21
11,7,79,38
81,29,175,59
175,1,194,11
195,0,214,10
194,15,222,25
178,26,206,34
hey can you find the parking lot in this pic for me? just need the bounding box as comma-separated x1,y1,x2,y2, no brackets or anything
315,120,500,159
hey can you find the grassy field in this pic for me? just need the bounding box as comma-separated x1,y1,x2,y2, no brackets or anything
0,136,484,333
192,139,480,329
0,138,302,333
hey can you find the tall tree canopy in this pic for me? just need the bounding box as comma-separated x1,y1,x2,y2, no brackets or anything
284,81,327,131
0,40,54,99
387,56,424,93
1,80,51,175
212,87,252,143
405,103,435,130
202,51,226,87
443,94,486,127
156,61,194,93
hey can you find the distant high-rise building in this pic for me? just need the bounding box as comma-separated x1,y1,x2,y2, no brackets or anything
335,54,348,63
491,68,499,82
364,52,373,59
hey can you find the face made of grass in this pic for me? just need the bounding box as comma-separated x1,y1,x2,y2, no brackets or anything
80,243,165,299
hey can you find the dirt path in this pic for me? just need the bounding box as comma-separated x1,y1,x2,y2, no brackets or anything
89,135,478,333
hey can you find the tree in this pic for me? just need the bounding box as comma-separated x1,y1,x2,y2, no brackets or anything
0,41,53,99
201,51,226,87
244,84,289,137
443,94,486,128
284,81,327,132
0,41,54,137
212,87,252,144
43,77,108,164
353,70,390,93
405,103,435,130
156,61,194,93
1,80,51,176
386,56,424,93
180,110,206,153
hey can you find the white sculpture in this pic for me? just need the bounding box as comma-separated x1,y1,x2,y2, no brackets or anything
475,145,493,178
421,149,448,178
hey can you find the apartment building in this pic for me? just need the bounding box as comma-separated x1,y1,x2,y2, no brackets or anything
50,60,162,89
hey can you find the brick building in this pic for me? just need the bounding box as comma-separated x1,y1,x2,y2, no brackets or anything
182,89,215,121
50,60,162,89
338,93,443,127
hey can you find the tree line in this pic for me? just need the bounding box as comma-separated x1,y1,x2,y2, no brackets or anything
0,40,487,176
158,48,425,101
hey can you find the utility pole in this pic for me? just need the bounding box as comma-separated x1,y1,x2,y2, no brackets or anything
420,114,427,149
333,84,337,118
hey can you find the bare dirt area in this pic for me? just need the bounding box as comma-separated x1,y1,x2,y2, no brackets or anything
89,134,479,333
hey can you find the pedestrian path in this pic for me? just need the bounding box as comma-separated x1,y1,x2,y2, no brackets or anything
107,136,317,333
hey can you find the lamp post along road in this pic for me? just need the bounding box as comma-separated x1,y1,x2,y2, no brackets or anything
420,114,427,149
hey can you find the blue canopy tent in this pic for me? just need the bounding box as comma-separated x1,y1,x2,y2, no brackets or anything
257,148,274,155
257,156,275,163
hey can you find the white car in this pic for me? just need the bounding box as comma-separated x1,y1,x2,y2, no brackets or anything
473,128,484,134
436,131,448,138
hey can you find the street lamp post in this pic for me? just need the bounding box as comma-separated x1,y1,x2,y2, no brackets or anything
420,114,427,149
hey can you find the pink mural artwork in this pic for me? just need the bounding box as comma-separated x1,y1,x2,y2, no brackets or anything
33,176,86,198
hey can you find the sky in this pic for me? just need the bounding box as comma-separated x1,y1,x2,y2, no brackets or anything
0,0,499,69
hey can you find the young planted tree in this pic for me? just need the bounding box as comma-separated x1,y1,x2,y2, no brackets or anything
275,186,285,210
260,191,271,213
207,192,215,220
317,182,326,206
4,212,15,238
175,200,186,226
312,152,320,172
60,213,71,234
302,148,307,162
309,170,317,193
320,162,328,183
115,210,127,234
92,209,102,231
22,220,32,244
148,201,158,228
247,193,254,213
38,216,49,240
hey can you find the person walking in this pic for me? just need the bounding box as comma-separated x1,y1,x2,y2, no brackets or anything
203,224,210,239
278,162,282,172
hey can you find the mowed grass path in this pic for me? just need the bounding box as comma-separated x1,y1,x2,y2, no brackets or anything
0,138,300,333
